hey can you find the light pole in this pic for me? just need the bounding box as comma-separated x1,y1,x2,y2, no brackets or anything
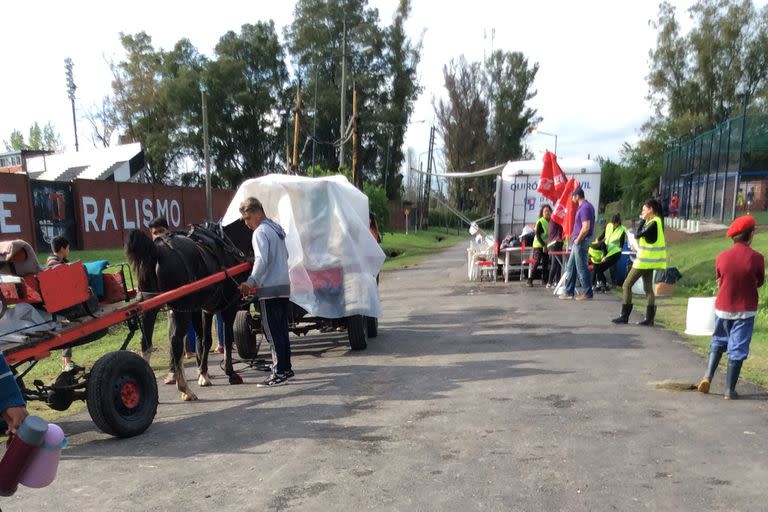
64,58,79,152
530,127,558,156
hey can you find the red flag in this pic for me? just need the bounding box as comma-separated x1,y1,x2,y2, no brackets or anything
551,153,568,198
536,151,558,202
552,177,580,240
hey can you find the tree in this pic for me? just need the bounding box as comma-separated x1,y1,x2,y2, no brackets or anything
485,50,540,163
204,22,289,188
111,32,180,183
435,57,490,213
286,0,421,196
3,123,60,151
86,96,120,148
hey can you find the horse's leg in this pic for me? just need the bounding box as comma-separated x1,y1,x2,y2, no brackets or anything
169,310,197,401
223,305,242,384
197,311,213,387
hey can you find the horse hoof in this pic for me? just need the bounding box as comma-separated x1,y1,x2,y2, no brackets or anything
181,392,198,401
228,373,243,385
198,374,212,387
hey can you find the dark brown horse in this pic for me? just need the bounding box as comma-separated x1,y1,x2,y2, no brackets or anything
125,224,246,401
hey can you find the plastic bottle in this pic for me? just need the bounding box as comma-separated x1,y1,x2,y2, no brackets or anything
0,415,48,496
19,423,67,488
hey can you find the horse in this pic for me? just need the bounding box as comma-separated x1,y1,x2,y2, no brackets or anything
125,224,247,401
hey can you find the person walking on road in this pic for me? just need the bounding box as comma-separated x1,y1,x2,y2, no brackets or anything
560,188,595,300
528,205,552,287
612,199,666,326
697,215,764,399
238,197,294,388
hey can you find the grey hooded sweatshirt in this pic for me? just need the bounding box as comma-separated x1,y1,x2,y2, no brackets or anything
245,218,290,299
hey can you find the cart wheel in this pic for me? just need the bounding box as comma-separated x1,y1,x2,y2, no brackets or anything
347,315,367,350
234,309,261,360
365,316,378,338
86,351,158,438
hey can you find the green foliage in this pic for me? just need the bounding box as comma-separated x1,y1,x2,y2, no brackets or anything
618,0,768,211
598,157,623,207
363,182,389,231
4,122,61,151
486,50,541,163
286,0,421,198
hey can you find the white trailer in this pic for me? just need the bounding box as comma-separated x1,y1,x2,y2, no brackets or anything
493,158,602,242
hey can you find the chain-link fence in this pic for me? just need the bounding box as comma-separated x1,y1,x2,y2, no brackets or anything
661,114,768,224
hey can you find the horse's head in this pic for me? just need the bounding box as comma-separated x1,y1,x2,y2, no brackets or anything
125,229,160,292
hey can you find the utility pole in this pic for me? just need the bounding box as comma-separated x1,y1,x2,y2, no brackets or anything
292,80,302,174
339,20,347,169
64,58,79,152
201,87,212,220
423,125,436,229
351,86,361,189
311,60,318,176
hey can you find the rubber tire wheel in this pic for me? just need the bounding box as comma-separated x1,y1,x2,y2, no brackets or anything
365,316,378,338
86,351,158,438
347,315,368,350
234,309,259,360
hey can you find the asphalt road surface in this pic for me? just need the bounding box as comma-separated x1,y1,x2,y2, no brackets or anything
6,243,768,511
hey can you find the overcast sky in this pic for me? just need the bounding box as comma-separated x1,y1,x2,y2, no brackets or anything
1,0,711,171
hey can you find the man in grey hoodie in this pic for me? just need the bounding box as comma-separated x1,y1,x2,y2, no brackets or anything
238,197,294,387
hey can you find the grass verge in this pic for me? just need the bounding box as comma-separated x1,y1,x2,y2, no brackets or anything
380,228,465,271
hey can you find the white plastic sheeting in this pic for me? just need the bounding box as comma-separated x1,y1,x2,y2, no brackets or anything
222,174,385,319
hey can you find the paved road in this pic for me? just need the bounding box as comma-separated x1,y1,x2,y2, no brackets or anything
7,244,768,511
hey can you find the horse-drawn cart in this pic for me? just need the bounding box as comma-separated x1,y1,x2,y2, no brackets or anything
0,245,251,438
221,174,385,356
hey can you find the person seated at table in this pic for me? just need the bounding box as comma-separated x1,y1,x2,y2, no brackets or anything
591,214,626,293
546,218,564,288
527,205,552,287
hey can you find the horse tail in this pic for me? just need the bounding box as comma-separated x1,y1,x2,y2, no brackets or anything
125,229,159,290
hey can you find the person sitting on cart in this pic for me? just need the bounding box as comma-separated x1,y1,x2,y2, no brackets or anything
46,236,80,372
0,352,28,434
238,197,294,388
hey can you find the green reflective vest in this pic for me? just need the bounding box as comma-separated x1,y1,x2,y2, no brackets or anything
588,243,604,263
633,216,666,270
532,217,549,249
605,224,626,259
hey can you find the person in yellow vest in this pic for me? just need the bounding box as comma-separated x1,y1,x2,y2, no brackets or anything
592,214,626,293
527,204,552,287
612,199,666,325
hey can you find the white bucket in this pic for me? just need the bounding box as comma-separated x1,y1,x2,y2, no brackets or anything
684,297,716,336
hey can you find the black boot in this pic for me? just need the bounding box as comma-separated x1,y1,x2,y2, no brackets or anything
697,347,725,393
527,277,534,287
637,305,656,326
724,359,743,400
611,304,633,324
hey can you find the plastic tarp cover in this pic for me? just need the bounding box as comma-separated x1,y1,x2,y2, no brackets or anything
222,174,385,319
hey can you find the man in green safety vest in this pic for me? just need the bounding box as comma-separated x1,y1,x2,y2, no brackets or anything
592,214,627,293
612,200,666,325
528,204,552,287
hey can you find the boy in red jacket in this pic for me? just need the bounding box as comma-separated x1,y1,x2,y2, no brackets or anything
698,215,764,399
